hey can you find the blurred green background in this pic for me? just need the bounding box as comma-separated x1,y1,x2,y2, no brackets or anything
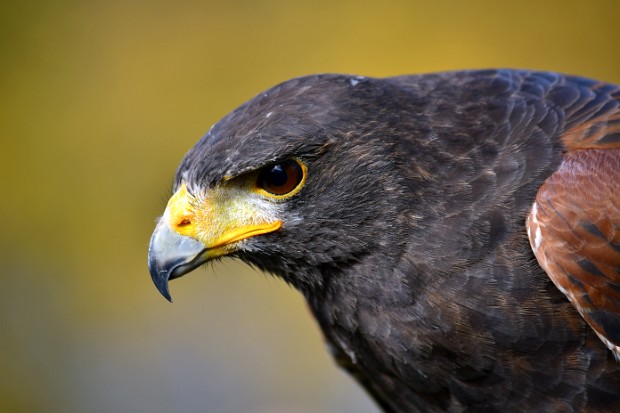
1,1,619,412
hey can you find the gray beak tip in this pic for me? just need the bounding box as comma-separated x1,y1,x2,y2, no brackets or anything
148,249,174,302
153,270,173,303
148,218,207,303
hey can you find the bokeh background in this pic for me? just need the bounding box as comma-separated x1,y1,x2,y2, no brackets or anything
1,1,619,412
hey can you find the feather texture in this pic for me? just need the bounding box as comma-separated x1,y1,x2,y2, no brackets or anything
160,70,620,412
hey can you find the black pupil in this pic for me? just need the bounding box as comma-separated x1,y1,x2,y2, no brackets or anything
266,164,288,187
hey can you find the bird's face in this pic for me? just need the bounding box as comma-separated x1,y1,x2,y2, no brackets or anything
149,158,309,300
149,75,402,300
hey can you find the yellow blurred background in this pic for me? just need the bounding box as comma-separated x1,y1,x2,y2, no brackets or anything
1,1,618,412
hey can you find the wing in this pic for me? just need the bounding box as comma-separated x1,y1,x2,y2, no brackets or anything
527,78,620,358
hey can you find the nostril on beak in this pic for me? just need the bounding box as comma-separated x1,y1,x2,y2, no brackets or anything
178,218,192,227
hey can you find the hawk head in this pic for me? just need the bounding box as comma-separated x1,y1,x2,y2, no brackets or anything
148,74,418,299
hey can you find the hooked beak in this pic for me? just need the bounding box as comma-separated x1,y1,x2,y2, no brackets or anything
147,184,282,302
148,218,208,302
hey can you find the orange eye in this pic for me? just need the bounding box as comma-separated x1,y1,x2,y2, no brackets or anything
257,159,305,196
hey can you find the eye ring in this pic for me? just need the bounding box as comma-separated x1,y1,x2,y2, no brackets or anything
256,159,306,198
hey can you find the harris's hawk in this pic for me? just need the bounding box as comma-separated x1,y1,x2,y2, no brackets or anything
148,70,620,412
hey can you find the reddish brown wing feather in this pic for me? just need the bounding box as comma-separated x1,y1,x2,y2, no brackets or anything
528,148,620,358
560,81,620,150
528,79,620,357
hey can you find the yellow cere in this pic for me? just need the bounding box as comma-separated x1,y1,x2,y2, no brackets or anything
164,183,283,250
